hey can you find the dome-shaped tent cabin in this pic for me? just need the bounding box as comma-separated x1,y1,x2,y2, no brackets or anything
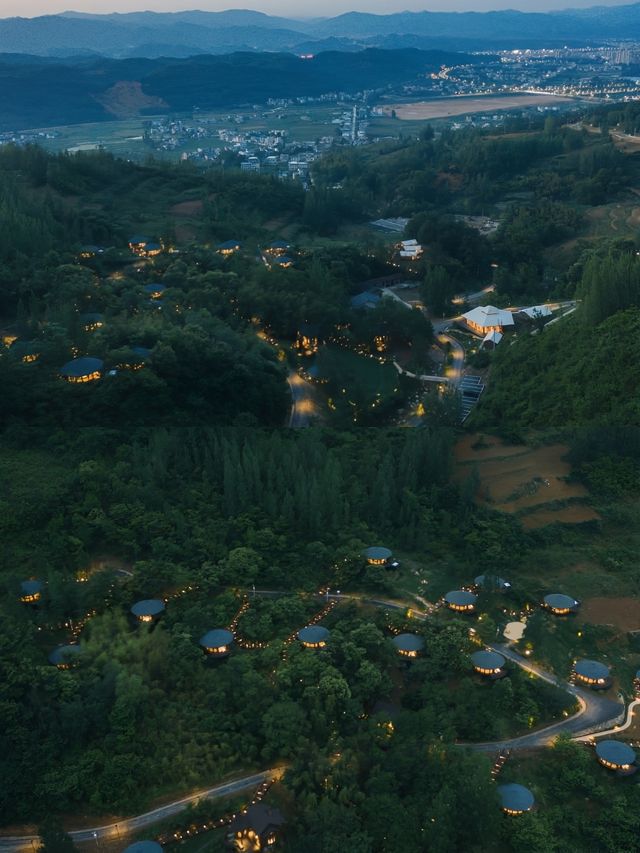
497,783,535,815
444,590,477,613
60,356,104,384
298,625,330,649
49,644,82,669
543,593,579,615
199,629,234,658
131,599,165,624
595,740,637,775
574,659,612,690
392,633,424,659
20,579,43,604
471,650,507,679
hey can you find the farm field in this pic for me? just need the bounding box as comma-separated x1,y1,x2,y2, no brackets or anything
455,435,599,529
379,93,574,121
579,597,640,632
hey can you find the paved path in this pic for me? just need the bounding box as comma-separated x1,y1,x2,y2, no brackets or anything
287,372,318,427
0,770,283,852
465,644,624,751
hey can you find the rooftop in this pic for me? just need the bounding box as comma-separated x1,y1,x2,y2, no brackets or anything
471,650,505,670
462,305,515,329
595,740,636,767
131,599,165,618
21,579,43,596
48,645,82,667
364,546,393,561
392,633,425,653
444,590,477,607
298,625,330,645
574,659,610,680
60,356,104,378
497,783,535,813
200,629,234,649
229,803,284,835
544,593,578,610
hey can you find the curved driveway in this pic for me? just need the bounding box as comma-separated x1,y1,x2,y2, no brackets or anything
0,770,283,853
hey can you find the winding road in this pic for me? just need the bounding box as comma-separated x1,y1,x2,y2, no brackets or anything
287,371,319,427
0,770,284,853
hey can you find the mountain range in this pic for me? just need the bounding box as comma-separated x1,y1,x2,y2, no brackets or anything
1,4,639,58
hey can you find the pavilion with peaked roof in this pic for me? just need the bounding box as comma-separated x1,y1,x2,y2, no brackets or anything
462,305,515,336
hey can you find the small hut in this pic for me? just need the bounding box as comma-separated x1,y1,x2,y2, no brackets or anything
80,313,105,331
475,575,510,592
60,357,104,383
199,629,234,658
298,626,330,649
543,593,579,615
471,650,507,679
265,240,291,256
574,659,612,690
272,255,293,268
228,803,284,852
217,240,241,256
20,579,43,604
143,283,166,299
131,599,165,623
10,340,42,363
49,645,82,669
444,590,477,613
595,740,637,775
497,783,535,815
392,632,424,658
122,842,163,853
128,235,151,253
363,546,393,567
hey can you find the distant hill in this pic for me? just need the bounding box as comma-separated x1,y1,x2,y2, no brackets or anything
0,4,639,57
0,48,479,130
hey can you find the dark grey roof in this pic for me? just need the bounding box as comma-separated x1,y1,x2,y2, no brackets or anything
471,650,506,670
131,598,165,618
229,803,284,835
575,659,610,680
199,629,234,649
596,740,636,766
268,240,290,249
217,240,241,249
298,625,330,644
274,255,293,265
497,783,534,812
544,593,578,610
445,590,477,606
392,633,425,653
48,645,82,666
122,842,163,853
129,235,151,244
80,313,105,323
10,340,42,358
475,574,510,591
143,283,166,294
60,357,104,378
21,579,43,595
364,546,393,561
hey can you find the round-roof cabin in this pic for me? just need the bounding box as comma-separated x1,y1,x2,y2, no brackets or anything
363,546,393,566
122,841,163,853
49,644,82,669
444,590,477,613
20,579,43,603
199,629,234,658
131,599,165,623
10,340,42,363
543,593,579,615
143,283,166,299
298,625,330,649
471,650,507,678
574,659,612,689
392,632,424,658
497,783,535,815
595,740,637,775
475,574,511,592
80,313,105,331
60,356,104,384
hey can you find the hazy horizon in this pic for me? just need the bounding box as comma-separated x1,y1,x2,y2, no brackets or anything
1,0,636,21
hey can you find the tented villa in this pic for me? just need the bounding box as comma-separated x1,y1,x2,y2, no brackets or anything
574,659,612,690
131,599,166,623
199,629,235,658
217,240,241,256
595,740,637,775
20,579,43,603
143,283,167,299
497,783,535,815
228,803,285,852
392,633,425,658
298,626,330,649
80,313,105,331
444,590,477,613
543,593,580,615
10,340,42,363
471,650,507,679
60,356,104,383
49,644,82,669
363,546,393,566
474,574,511,592
461,305,515,336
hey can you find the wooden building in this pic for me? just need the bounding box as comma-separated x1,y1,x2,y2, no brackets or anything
497,783,535,815
298,626,330,649
131,599,166,623
444,590,477,613
227,803,284,851
471,650,507,679
574,659,612,690
595,740,637,775
392,632,424,659
199,629,235,658
60,357,104,383
543,593,579,615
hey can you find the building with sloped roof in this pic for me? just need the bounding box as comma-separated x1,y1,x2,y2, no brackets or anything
462,305,515,335
497,783,535,815
595,740,637,775
444,590,477,612
131,599,165,623
574,659,612,689
60,357,104,383
200,629,234,658
392,633,424,658
298,625,329,648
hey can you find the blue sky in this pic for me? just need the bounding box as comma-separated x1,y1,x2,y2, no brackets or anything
5,0,633,19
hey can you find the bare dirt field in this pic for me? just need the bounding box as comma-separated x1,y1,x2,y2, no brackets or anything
170,200,204,217
380,94,570,121
456,435,600,529
579,597,640,632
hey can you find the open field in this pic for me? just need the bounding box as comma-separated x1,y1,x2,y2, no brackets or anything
379,94,573,121
455,435,599,529
579,598,640,632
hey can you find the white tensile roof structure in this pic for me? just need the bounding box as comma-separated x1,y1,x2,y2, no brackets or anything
462,305,515,330
520,305,552,319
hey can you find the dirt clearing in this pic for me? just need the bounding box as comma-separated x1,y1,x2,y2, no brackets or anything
579,597,640,632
